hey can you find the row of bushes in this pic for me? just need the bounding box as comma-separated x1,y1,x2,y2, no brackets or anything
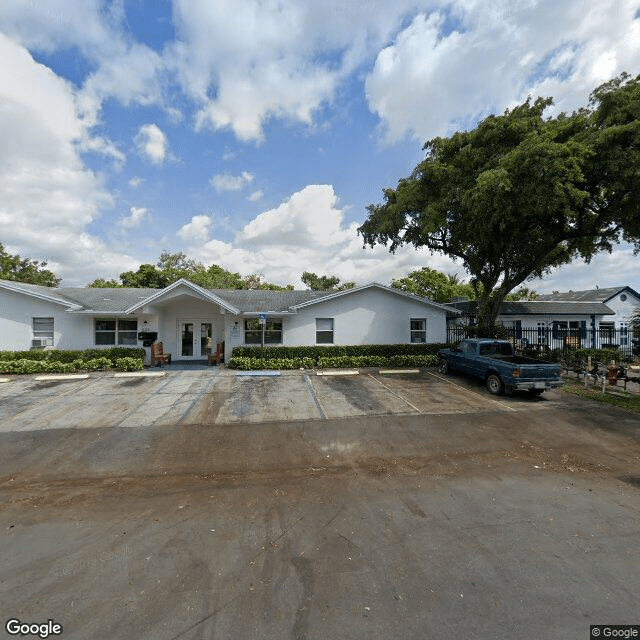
553,347,633,370
230,343,449,360
0,348,145,375
227,344,447,370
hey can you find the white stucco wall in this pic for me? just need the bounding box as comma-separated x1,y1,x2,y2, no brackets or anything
604,291,640,326
224,287,448,358
0,288,91,351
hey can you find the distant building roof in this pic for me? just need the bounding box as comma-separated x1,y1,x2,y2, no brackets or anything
537,286,640,303
449,300,615,316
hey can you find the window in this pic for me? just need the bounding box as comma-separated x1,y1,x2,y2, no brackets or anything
244,318,283,345
264,319,282,344
33,317,54,345
95,318,138,345
316,318,334,344
410,319,426,343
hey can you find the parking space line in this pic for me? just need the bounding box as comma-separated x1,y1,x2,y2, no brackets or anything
303,374,327,419
426,372,518,412
367,374,423,414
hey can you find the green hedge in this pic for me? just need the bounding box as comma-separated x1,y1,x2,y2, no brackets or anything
0,347,145,375
227,344,443,370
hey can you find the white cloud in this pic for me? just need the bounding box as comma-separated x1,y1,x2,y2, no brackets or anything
248,190,263,202
0,33,138,284
168,0,420,141
210,171,254,192
129,176,144,188
134,124,167,166
119,206,149,230
365,1,640,142
177,184,465,287
177,214,213,243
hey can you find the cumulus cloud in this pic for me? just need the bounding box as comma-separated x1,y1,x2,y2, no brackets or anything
366,0,640,142
168,0,420,141
119,206,149,230
0,33,138,284
177,184,463,287
177,214,213,243
134,124,167,165
210,171,254,192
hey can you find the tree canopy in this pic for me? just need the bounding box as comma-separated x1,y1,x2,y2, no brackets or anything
0,242,60,286
359,73,640,332
301,271,355,291
391,267,537,303
87,251,293,290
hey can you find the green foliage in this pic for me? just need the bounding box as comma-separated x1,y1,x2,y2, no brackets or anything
82,357,114,371
0,242,61,286
115,357,144,371
391,267,477,302
359,73,640,332
0,347,145,374
227,357,315,370
228,344,444,370
301,271,355,291
88,251,293,290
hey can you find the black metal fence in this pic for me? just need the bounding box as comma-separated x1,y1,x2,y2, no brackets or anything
447,325,639,359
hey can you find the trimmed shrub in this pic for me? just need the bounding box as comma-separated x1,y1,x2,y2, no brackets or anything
115,357,144,371
227,357,315,370
0,347,144,374
82,357,113,371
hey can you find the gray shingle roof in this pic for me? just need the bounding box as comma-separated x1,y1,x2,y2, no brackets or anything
0,278,470,315
449,300,615,316
537,286,639,303
209,289,335,313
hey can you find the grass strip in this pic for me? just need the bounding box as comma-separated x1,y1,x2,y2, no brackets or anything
562,382,640,414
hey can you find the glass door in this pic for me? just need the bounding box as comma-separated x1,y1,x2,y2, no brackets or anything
181,322,194,357
200,323,213,356
179,321,214,358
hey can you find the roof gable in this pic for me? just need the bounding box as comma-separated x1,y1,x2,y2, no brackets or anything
0,279,82,309
125,279,240,314
290,282,458,315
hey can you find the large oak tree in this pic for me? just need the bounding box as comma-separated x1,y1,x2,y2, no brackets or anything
359,74,640,333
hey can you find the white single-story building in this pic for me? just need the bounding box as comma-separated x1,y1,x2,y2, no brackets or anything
0,278,457,362
447,286,639,352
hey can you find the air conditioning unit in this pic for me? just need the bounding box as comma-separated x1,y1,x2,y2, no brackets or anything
32,338,49,348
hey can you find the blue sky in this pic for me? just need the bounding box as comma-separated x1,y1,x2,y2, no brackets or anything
0,0,639,294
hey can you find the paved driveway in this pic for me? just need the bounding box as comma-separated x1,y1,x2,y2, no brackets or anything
1,367,639,640
0,367,560,432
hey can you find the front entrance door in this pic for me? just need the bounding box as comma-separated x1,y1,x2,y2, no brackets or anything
179,321,213,359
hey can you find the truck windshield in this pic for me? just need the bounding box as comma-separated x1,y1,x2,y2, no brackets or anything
479,342,513,356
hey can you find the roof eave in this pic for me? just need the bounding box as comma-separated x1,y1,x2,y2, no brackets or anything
0,280,81,310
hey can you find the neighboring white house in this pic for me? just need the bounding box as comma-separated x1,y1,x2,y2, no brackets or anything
0,278,456,362
447,286,639,352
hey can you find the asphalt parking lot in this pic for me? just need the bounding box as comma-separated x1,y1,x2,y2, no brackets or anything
1,367,639,640
0,366,556,432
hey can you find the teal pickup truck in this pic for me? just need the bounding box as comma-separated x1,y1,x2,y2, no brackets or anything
438,339,563,396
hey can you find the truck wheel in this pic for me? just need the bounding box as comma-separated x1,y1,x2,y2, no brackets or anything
486,374,504,395
438,359,449,374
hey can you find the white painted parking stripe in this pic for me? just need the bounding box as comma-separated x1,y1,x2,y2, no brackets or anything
427,372,518,412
